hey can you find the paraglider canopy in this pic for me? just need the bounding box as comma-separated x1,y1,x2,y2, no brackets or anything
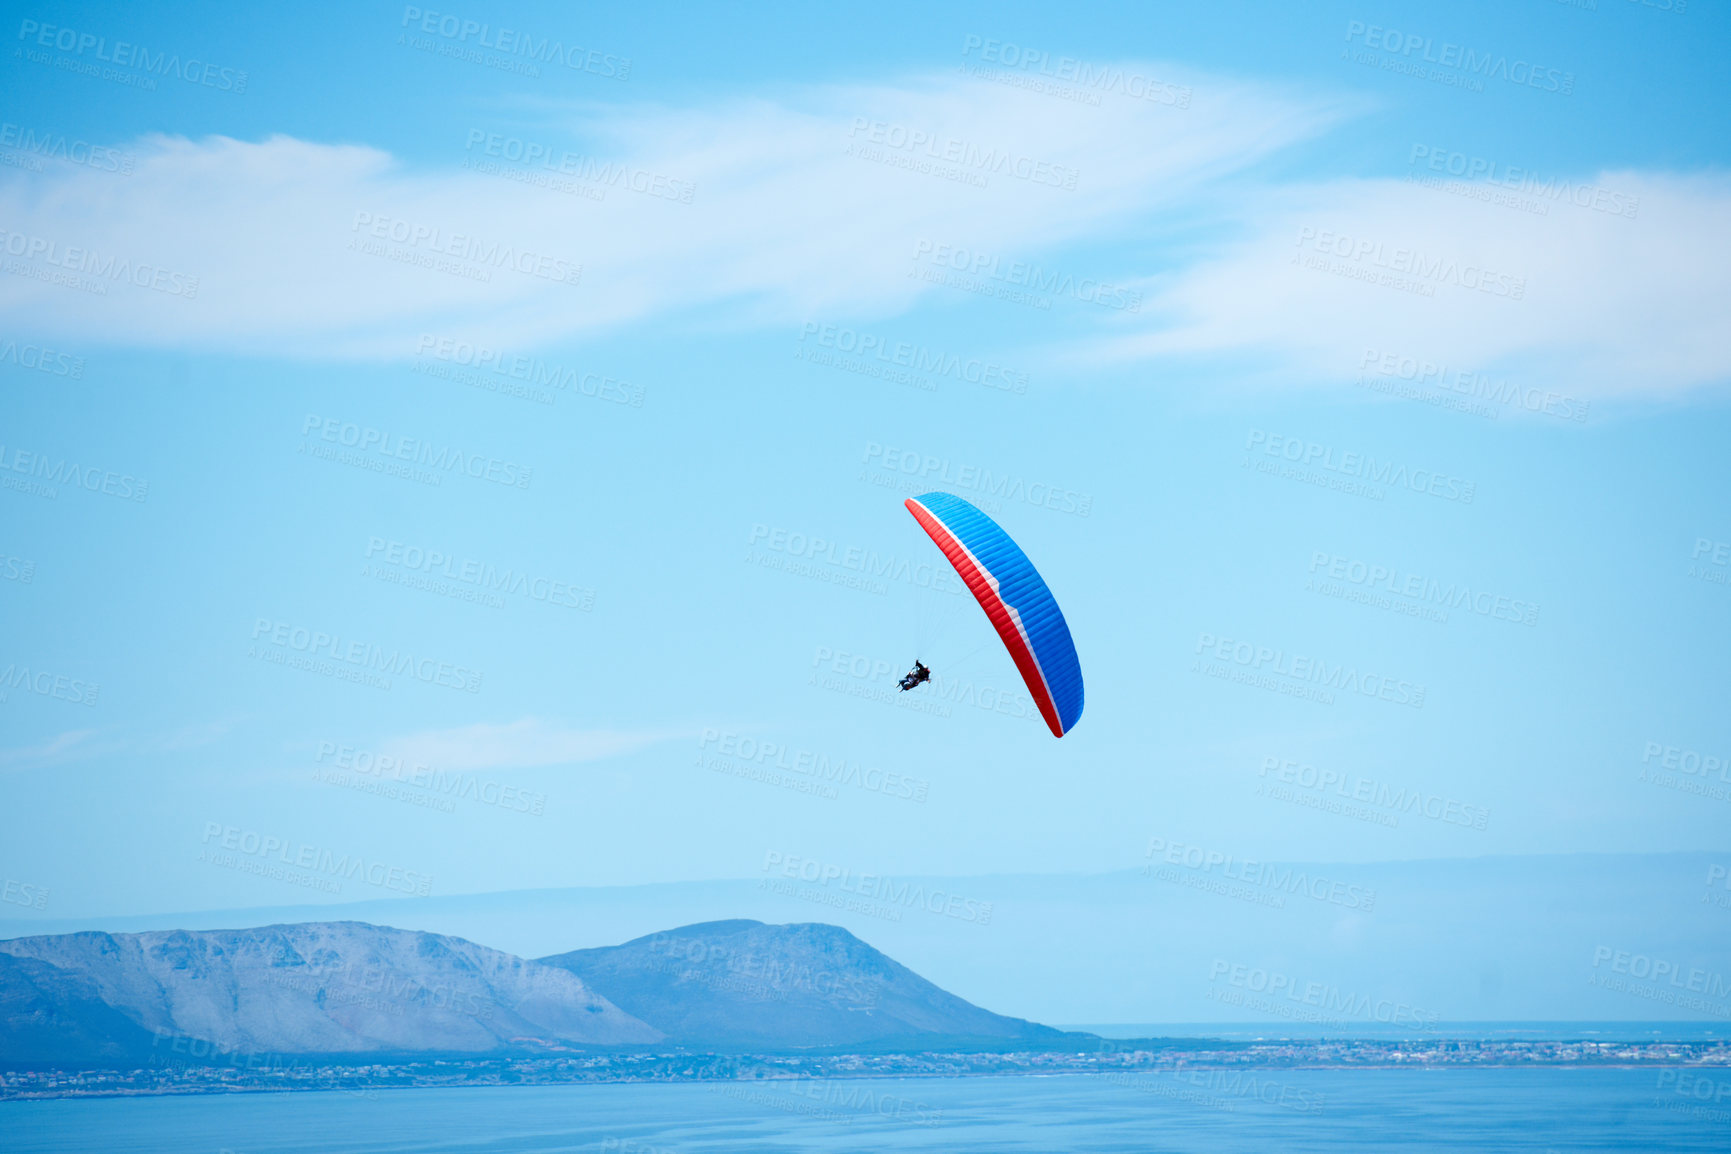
904,492,1083,738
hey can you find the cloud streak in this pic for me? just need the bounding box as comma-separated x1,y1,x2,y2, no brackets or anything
1106,170,1731,399
4,63,1721,400
0,65,1335,358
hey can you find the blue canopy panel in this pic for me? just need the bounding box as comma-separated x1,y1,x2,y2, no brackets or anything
905,492,1084,738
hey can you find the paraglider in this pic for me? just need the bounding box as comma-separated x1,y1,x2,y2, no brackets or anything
898,660,931,692
903,492,1083,738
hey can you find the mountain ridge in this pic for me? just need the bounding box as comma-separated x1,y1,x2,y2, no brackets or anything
539,917,1068,1050
0,920,662,1065
0,917,1072,1068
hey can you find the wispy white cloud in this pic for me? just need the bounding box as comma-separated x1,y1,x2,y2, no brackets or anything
0,720,237,772
1102,170,1731,399
379,718,673,772
0,66,1336,357
9,65,1718,399
0,729,99,772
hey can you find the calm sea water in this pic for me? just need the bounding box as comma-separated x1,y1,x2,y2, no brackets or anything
3,1070,1724,1153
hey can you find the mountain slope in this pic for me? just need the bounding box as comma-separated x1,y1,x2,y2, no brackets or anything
0,952,162,1069
539,919,1067,1049
0,922,661,1059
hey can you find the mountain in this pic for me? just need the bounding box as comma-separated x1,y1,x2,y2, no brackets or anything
12,854,1721,1027
0,918,1073,1068
539,919,1069,1050
0,952,162,1068
0,921,661,1064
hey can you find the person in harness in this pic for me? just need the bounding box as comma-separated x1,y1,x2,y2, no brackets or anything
898,660,931,692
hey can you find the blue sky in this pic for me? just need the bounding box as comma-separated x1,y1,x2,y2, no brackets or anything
2,0,1729,945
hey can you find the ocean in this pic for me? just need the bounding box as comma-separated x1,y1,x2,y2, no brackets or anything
3,1069,1725,1153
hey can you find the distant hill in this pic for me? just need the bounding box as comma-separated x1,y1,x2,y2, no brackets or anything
0,922,661,1065
539,919,1070,1050
0,918,1075,1068
6,854,1723,1030
0,952,162,1069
